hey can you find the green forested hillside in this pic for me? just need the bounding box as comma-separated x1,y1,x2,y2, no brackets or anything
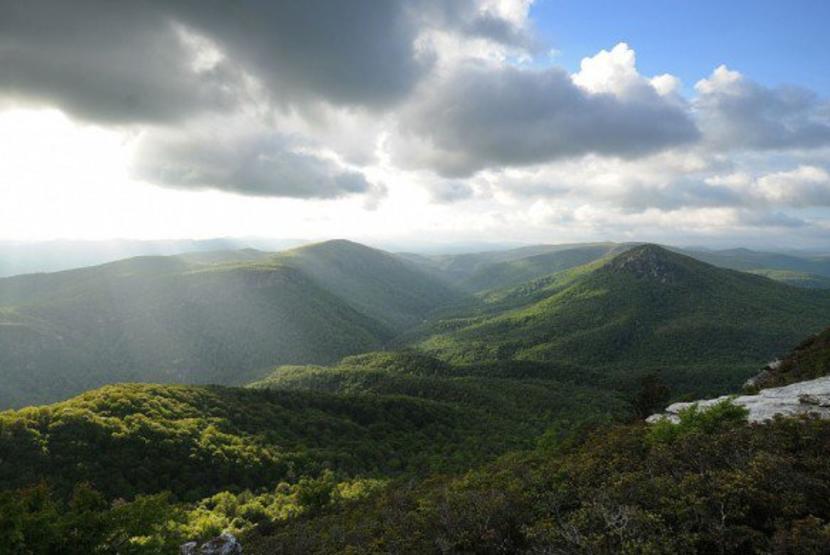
0,241,459,407
458,244,627,292
0,241,465,408
746,268,830,289
683,247,830,279
3,240,830,553
273,240,465,330
401,241,830,291
0,261,388,408
249,352,627,443
398,242,624,286
418,245,830,395
248,406,830,554
0,359,625,552
0,350,625,498
0,383,487,501
747,325,830,389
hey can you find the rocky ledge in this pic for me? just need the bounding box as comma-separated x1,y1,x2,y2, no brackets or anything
647,375,830,424
181,532,242,555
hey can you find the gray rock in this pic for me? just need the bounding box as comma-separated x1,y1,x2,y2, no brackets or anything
180,533,242,555
743,368,772,390
648,375,830,424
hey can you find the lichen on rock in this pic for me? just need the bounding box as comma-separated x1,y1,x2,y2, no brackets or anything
648,375,830,424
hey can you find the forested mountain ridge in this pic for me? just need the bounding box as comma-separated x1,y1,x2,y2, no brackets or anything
684,247,830,280
245,325,830,553
2,240,830,552
418,244,830,395
249,403,830,554
3,239,828,409
0,356,626,552
272,239,465,331
746,325,830,390
398,242,628,289
457,244,629,292
401,241,830,292
0,240,466,408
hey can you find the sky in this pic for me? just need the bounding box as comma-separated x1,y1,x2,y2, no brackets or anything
2,0,830,249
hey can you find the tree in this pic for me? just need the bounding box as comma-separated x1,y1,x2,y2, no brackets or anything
631,372,671,419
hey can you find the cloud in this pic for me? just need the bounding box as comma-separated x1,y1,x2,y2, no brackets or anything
390,45,698,177
0,2,245,124
3,1,830,246
427,181,476,203
0,0,534,125
755,165,830,207
0,0,539,199
131,125,381,200
572,42,645,97
695,65,830,151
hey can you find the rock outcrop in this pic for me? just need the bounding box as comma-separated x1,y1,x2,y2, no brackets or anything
601,244,687,284
648,375,830,424
743,326,830,390
180,533,242,555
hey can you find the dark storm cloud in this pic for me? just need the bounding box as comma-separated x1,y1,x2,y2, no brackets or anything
3,0,529,198
0,1,243,124
391,64,700,177
132,129,378,199
0,0,532,200
163,0,425,110
0,0,533,124
695,67,830,151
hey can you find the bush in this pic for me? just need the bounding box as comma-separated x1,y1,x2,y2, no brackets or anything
647,398,749,443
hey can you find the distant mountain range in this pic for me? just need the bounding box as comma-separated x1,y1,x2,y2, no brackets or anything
416,244,830,395
0,237,309,277
0,240,463,407
403,242,830,292
2,239,830,553
2,239,829,408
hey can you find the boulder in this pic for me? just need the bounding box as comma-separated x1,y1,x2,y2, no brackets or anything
180,533,242,555
648,375,830,424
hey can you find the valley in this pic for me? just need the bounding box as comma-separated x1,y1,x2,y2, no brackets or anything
1,240,829,553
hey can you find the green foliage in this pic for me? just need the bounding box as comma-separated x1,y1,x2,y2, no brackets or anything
647,398,749,443
417,245,830,397
0,483,185,554
295,470,338,514
0,383,519,502
748,269,830,289
176,476,387,541
748,325,830,390
686,247,830,283
249,353,629,459
274,240,466,331
459,244,625,293
3,241,830,553
630,373,671,419
248,415,830,554
0,240,466,408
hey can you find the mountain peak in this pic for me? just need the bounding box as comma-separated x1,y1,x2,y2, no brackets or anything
290,239,381,257
602,244,689,283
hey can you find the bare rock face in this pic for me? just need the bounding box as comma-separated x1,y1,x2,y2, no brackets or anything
603,244,684,284
648,376,830,424
180,533,242,555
